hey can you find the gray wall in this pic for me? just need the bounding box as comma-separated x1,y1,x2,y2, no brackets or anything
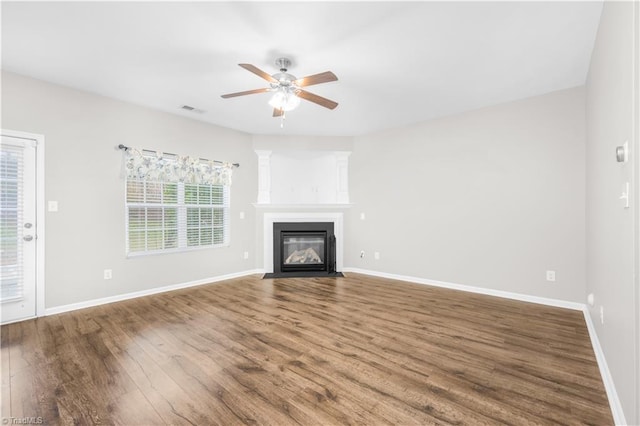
585,1,639,423
347,87,587,302
1,71,258,309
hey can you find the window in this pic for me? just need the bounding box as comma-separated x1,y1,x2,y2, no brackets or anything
122,146,234,256
126,179,230,255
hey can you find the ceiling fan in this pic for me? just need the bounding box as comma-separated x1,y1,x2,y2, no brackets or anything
221,58,338,119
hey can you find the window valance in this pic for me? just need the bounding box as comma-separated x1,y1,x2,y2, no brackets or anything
124,147,234,186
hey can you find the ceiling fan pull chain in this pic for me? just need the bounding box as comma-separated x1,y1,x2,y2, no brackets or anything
280,112,286,128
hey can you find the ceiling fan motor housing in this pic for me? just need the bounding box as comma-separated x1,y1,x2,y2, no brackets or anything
273,58,296,86
272,72,297,87
275,57,292,72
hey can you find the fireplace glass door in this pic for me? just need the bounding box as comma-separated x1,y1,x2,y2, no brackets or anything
281,232,326,271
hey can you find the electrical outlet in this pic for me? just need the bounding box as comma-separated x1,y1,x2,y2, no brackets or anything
103,269,112,280
48,201,58,212
360,250,365,258
360,213,366,220
600,306,604,324
239,211,245,219
374,252,380,260
546,270,556,282
243,251,249,260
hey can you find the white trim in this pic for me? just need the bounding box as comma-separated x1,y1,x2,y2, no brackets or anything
263,212,343,273
255,150,272,204
1,129,46,318
44,269,262,316
335,151,351,204
253,203,353,210
583,309,628,425
36,133,45,317
342,267,626,424
634,1,640,423
1,315,37,326
342,267,584,310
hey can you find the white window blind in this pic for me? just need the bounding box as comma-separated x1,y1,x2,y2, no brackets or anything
126,180,230,255
0,144,24,300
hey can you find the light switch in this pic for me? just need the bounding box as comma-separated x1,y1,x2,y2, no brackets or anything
48,201,58,212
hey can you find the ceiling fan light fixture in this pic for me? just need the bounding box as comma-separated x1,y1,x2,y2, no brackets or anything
268,88,300,112
221,58,338,120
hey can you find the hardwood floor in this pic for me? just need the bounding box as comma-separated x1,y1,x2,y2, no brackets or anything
1,273,613,425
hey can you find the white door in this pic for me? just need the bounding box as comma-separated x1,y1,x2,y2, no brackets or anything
1,135,37,323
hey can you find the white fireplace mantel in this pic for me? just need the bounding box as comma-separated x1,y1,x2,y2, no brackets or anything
253,203,352,210
254,149,351,206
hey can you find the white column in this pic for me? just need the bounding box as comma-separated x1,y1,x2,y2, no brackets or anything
255,150,272,204
335,151,351,204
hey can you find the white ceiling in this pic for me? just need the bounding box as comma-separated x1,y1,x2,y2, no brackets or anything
1,2,602,136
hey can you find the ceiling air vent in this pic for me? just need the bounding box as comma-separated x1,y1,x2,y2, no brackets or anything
179,105,206,114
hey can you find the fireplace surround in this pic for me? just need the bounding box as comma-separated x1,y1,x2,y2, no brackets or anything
262,212,344,279
270,222,336,277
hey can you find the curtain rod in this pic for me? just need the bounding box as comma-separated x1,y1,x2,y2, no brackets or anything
118,144,239,168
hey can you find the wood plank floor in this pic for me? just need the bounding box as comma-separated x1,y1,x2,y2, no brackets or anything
1,273,613,425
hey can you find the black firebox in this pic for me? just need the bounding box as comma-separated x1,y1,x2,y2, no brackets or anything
264,222,343,279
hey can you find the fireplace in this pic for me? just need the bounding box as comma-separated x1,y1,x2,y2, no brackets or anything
264,222,342,278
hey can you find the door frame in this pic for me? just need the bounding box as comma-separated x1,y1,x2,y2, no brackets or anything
635,0,640,421
1,129,45,319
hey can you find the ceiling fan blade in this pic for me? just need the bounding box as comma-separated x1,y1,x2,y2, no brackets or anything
294,71,338,87
296,89,339,110
273,108,284,117
221,88,270,99
239,64,278,83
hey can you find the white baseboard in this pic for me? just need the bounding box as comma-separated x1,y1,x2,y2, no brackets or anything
582,309,628,425
342,267,626,425
44,269,263,316
342,267,584,310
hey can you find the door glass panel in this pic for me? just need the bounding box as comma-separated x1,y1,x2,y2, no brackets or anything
0,144,23,301
1,134,37,324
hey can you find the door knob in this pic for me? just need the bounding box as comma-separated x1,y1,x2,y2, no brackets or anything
23,235,34,242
